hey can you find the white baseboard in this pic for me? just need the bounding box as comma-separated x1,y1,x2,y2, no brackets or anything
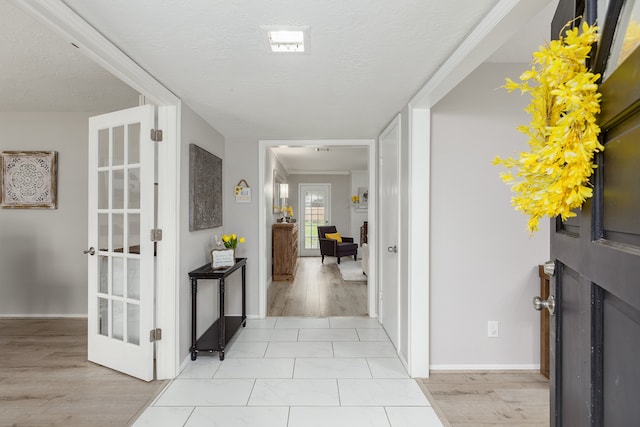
0,314,88,318
430,364,540,371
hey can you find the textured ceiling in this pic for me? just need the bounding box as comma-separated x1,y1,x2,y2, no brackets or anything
3,0,557,170
61,0,501,139
272,146,369,173
0,2,138,112
487,0,558,63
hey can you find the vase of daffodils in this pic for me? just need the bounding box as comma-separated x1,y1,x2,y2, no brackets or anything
221,233,245,249
217,233,245,263
284,205,294,222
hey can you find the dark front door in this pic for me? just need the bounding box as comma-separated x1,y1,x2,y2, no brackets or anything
550,1,640,425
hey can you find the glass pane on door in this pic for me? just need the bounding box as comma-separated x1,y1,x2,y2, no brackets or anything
300,184,330,253
604,0,640,80
95,120,144,347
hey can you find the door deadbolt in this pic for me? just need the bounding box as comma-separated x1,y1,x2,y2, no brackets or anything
543,260,555,276
533,295,556,315
387,245,398,253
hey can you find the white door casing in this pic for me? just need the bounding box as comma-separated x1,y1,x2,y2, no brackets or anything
87,105,156,381
378,115,401,350
258,139,377,318
299,183,331,257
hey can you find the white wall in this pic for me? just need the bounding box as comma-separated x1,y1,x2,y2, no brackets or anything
430,63,549,368
178,104,226,363
0,112,96,316
350,170,368,251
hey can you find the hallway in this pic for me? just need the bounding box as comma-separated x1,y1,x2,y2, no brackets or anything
268,257,368,317
134,316,442,427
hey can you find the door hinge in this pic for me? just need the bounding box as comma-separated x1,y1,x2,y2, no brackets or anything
150,328,162,342
150,229,163,242
150,129,163,142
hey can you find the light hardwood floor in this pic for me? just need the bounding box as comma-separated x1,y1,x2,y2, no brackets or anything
419,371,550,426
267,256,368,317
0,318,167,427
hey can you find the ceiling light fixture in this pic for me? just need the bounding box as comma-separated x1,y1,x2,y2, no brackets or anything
262,26,309,53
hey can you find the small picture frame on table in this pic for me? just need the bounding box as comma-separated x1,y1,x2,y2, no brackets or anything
211,249,235,270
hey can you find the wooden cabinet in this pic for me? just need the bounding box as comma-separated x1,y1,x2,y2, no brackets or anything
273,223,298,281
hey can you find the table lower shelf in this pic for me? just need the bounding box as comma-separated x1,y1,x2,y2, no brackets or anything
193,315,246,360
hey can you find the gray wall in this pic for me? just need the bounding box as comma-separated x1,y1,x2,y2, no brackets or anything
0,112,94,316
178,104,226,363
430,63,550,368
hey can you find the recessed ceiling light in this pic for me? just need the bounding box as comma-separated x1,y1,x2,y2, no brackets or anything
262,26,309,53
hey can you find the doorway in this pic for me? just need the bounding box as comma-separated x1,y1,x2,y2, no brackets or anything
15,1,182,380
258,139,377,319
299,183,331,256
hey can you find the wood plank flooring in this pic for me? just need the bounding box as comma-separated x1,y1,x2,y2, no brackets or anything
0,318,167,427
267,257,367,317
419,371,550,426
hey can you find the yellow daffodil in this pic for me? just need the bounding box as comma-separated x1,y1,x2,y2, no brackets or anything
494,21,603,234
220,233,245,249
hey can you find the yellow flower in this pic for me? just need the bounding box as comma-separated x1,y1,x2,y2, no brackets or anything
220,233,245,249
494,21,602,234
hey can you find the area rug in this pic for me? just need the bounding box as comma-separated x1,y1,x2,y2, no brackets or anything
336,260,367,281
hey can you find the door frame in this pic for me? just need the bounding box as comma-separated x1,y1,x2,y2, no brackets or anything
258,139,377,318
16,0,182,379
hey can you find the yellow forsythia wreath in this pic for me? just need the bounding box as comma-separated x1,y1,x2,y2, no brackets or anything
494,21,603,233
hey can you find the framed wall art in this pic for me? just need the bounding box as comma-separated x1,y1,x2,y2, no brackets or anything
189,144,223,231
356,186,368,211
0,151,58,209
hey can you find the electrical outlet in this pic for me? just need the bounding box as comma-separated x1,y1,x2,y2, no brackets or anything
488,321,499,338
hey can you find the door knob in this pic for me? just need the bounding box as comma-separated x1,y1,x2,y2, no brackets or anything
387,245,397,253
84,247,96,256
533,295,556,315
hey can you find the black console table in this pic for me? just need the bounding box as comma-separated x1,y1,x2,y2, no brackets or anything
188,258,247,361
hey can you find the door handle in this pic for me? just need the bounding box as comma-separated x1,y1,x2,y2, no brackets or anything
84,247,96,256
387,245,397,253
533,295,556,315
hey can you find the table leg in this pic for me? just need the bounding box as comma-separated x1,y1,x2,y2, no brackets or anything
190,277,197,361
242,264,247,327
219,277,225,361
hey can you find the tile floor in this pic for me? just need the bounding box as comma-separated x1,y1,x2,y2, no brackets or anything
133,317,444,427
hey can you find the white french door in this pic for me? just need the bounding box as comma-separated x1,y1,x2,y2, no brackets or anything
87,105,156,381
299,184,331,256
379,116,401,350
